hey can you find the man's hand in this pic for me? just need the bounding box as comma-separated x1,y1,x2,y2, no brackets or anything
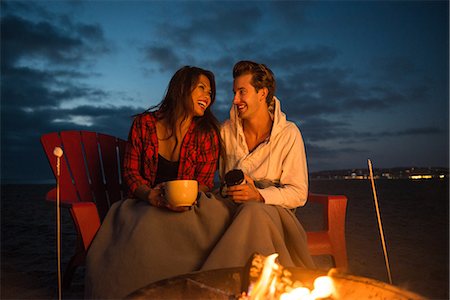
226,174,264,203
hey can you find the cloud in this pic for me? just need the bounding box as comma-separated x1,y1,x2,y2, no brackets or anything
144,46,182,71
0,4,122,182
297,117,350,142
381,126,444,137
274,59,434,124
1,102,141,182
370,56,418,81
267,1,308,27
1,14,110,68
141,3,267,71
154,3,263,48
262,46,339,71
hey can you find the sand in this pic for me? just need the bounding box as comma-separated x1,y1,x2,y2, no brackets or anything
1,180,448,299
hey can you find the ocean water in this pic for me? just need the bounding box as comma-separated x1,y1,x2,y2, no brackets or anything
1,180,448,299
301,179,449,299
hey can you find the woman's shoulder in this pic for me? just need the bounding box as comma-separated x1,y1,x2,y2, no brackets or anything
191,120,219,145
195,124,218,140
132,111,157,126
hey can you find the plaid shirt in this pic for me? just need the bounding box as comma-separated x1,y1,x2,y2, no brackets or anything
123,112,219,194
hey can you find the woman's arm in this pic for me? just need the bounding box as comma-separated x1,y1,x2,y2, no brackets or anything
194,130,220,191
123,115,152,195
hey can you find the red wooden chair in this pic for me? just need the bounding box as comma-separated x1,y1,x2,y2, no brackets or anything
41,130,127,288
41,130,348,288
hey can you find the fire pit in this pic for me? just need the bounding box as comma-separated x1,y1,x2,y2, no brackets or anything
126,254,426,300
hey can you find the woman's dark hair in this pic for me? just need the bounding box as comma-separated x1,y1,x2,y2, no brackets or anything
232,60,276,105
142,66,223,161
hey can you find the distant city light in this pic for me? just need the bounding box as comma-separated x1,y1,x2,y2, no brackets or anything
409,175,433,180
311,168,448,180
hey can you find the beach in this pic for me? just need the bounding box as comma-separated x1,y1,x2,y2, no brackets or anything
1,180,448,299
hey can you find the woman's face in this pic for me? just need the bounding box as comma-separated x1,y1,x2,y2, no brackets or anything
191,74,212,117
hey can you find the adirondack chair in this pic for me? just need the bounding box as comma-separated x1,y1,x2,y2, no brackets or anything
41,130,127,288
41,130,348,288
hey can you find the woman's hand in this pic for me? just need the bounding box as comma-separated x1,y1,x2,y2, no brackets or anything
226,174,264,203
165,203,190,212
137,183,192,212
150,183,190,212
146,183,166,207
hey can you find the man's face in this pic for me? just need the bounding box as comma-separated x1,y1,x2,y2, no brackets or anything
232,74,266,120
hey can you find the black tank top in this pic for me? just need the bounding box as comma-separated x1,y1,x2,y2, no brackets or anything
154,154,179,185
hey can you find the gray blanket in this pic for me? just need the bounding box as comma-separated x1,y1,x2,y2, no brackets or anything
85,193,314,299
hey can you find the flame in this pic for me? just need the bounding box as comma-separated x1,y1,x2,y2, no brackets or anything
278,276,334,300
249,253,280,299
245,253,335,300
279,287,311,300
311,276,334,299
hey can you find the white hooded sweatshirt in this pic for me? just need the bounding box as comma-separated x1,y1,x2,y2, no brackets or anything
220,97,308,209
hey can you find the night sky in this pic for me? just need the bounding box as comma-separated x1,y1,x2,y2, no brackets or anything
1,1,448,183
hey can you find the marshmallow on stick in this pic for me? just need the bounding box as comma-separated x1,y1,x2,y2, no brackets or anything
53,147,63,158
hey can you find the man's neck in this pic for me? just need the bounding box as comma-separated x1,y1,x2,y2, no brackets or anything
242,110,272,139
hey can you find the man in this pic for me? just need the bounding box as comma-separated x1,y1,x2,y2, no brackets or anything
220,60,309,209
201,61,314,270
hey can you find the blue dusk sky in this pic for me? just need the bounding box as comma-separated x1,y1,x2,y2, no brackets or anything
1,0,449,183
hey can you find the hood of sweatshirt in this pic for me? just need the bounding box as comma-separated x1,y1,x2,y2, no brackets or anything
229,96,288,143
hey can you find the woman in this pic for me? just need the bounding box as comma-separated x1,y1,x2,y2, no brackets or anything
123,65,221,210
84,66,233,299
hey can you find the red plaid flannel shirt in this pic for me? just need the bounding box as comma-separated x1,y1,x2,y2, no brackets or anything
123,112,219,194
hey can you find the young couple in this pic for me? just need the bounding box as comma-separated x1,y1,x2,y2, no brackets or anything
85,61,315,299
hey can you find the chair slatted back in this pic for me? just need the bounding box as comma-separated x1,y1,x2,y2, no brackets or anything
81,132,108,217
40,131,127,220
98,134,122,205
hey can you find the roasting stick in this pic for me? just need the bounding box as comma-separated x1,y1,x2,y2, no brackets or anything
53,147,63,300
368,159,393,285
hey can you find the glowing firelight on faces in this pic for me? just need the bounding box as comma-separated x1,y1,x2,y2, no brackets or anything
248,253,335,300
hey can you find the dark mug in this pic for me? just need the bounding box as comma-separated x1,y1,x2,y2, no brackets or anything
220,169,245,197
225,169,245,186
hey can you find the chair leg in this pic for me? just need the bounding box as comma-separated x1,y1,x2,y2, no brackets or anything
333,250,348,270
62,251,86,289
329,235,348,270
327,196,348,270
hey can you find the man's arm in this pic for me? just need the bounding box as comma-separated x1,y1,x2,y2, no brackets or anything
257,124,308,208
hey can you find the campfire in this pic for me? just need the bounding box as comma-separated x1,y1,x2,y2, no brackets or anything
127,253,426,300
240,253,334,300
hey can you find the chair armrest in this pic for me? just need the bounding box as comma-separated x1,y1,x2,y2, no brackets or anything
45,188,77,208
45,188,56,201
70,202,101,251
46,187,101,250
307,193,347,231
